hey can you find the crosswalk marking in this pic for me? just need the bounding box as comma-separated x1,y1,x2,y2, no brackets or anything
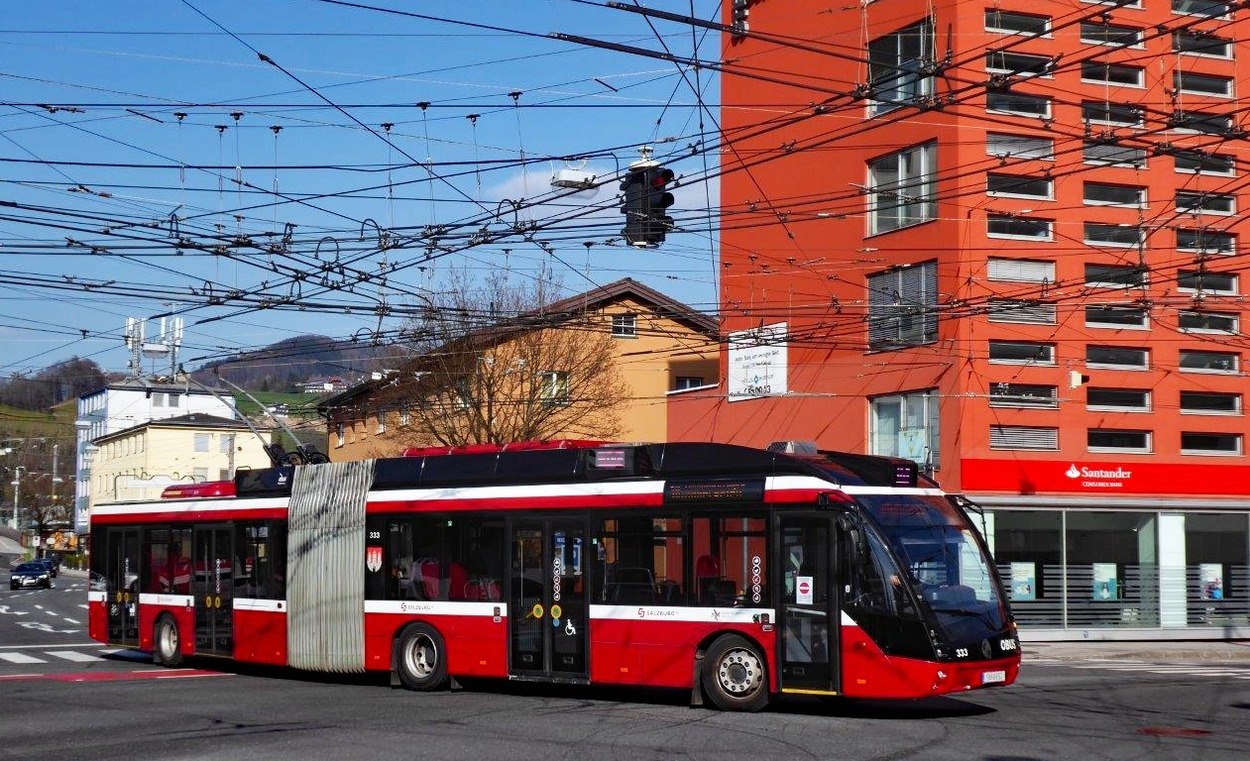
0,653,45,664
47,650,99,663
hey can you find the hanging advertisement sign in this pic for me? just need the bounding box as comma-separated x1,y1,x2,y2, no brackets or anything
727,322,788,402
1010,561,1036,602
1093,563,1118,601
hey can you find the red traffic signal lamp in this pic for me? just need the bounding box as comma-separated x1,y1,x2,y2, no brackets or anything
643,167,675,245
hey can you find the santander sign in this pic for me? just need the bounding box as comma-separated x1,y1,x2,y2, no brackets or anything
1065,463,1131,488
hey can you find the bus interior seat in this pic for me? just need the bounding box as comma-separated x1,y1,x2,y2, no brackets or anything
607,567,655,604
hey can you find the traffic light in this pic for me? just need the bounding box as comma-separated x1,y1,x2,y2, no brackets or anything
620,168,648,246
643,167,675,245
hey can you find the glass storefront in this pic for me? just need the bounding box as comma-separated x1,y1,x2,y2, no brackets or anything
982,508,1250,634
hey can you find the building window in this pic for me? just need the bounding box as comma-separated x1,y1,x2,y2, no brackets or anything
1084,224,1144,248
399,405,410,427
1181,432,1241,455
1175,71,1233,97
987,133,1053,160
987,300,1057,325
219,434,234,454
1173,30,1231,58
867,261,938,348
1081,61,1144,86
1170,110,1234,134
1084,142,1146,167
1085,263,1146,288
336,421,345,447
152,393,164,408
1082,101,1143,127
1172,0,1230,18
1178,310,1238,334
194,433,210,452
1080,20,1143,47
990,383,1058,408
868,142,936,234
987,258,1054,282
989,340,1055,365
990,425,1058,451
168,393,180,408
376,410,386,434
1179,349,1239,374
1086,345,1149,369
868,18,935,115
986,51,1054,77
540,370,571,407
1177,228,1235,255
985,10,1050,35
987,173,1052,199
612,313,637,337
870,390,939,468
1085,305,1148,328
986,92,1051,118
1088,429,1151,453
1084,182,1145,207
1177,191,1235,215
1174,151,1235,176
987,214,1052,240
1087,388,1151,412
673,376,705,390
1178,270,1238,295
1180,391,1241,415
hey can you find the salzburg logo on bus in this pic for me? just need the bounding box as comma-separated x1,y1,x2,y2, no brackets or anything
365,546,383,573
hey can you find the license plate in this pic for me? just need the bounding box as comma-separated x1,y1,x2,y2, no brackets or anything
981,670,1006,684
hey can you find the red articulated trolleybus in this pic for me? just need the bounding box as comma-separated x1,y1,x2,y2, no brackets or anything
88,440,1019,711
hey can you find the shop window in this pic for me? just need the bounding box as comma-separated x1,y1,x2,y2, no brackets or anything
1065,512,1160,628
1184,513,1249,625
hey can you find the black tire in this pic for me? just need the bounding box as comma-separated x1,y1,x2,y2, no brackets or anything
700,634,769,712
154,615,184,667
395,623,449,691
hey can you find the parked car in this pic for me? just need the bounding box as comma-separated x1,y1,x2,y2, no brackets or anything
31,556,58,578
9,562,53,590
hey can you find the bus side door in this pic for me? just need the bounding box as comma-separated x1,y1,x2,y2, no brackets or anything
777,514,838,694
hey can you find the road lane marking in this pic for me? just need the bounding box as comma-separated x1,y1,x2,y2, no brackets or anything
63,617,81,624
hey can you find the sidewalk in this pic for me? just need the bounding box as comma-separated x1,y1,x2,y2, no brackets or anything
1025,639,1250,662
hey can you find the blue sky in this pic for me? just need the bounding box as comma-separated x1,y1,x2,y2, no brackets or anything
0,1,723,378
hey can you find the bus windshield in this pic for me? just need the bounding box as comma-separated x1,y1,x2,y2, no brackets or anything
856,493,1007,641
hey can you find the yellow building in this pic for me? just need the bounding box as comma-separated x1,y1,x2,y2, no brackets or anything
320,278,719,460
91,413,273,504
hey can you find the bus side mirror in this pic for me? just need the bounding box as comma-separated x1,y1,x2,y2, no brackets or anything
837,514,869,566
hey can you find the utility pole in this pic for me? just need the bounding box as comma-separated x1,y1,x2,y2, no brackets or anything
11,465,23,530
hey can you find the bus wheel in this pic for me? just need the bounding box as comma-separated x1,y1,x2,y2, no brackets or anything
154,615,184,667
395,623,449,691
701,634,768,712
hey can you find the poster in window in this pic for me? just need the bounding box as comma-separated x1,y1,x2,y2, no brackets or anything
1010,561,1036,601
1199,563,1224,601
1093,563,1118,601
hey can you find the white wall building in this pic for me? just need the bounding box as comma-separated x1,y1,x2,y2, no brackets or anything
75,383,235,533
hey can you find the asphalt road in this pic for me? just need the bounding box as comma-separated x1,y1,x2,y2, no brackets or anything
3,569,1248,760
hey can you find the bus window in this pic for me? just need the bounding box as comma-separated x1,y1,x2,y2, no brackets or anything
845,530,915,617
691,515,767,607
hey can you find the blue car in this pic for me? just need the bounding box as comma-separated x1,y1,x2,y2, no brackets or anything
10,562,53,590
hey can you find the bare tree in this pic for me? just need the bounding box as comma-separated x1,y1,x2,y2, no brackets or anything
377,273,630,447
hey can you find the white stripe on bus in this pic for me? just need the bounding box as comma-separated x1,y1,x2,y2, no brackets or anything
365,600,506,617
137,593,194,608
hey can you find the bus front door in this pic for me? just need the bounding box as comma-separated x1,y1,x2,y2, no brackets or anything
778,515,838,694
192,526,234,656
104,527,141,646
508,519,588,680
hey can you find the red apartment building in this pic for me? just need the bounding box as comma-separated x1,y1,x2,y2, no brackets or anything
668,0,1250,638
